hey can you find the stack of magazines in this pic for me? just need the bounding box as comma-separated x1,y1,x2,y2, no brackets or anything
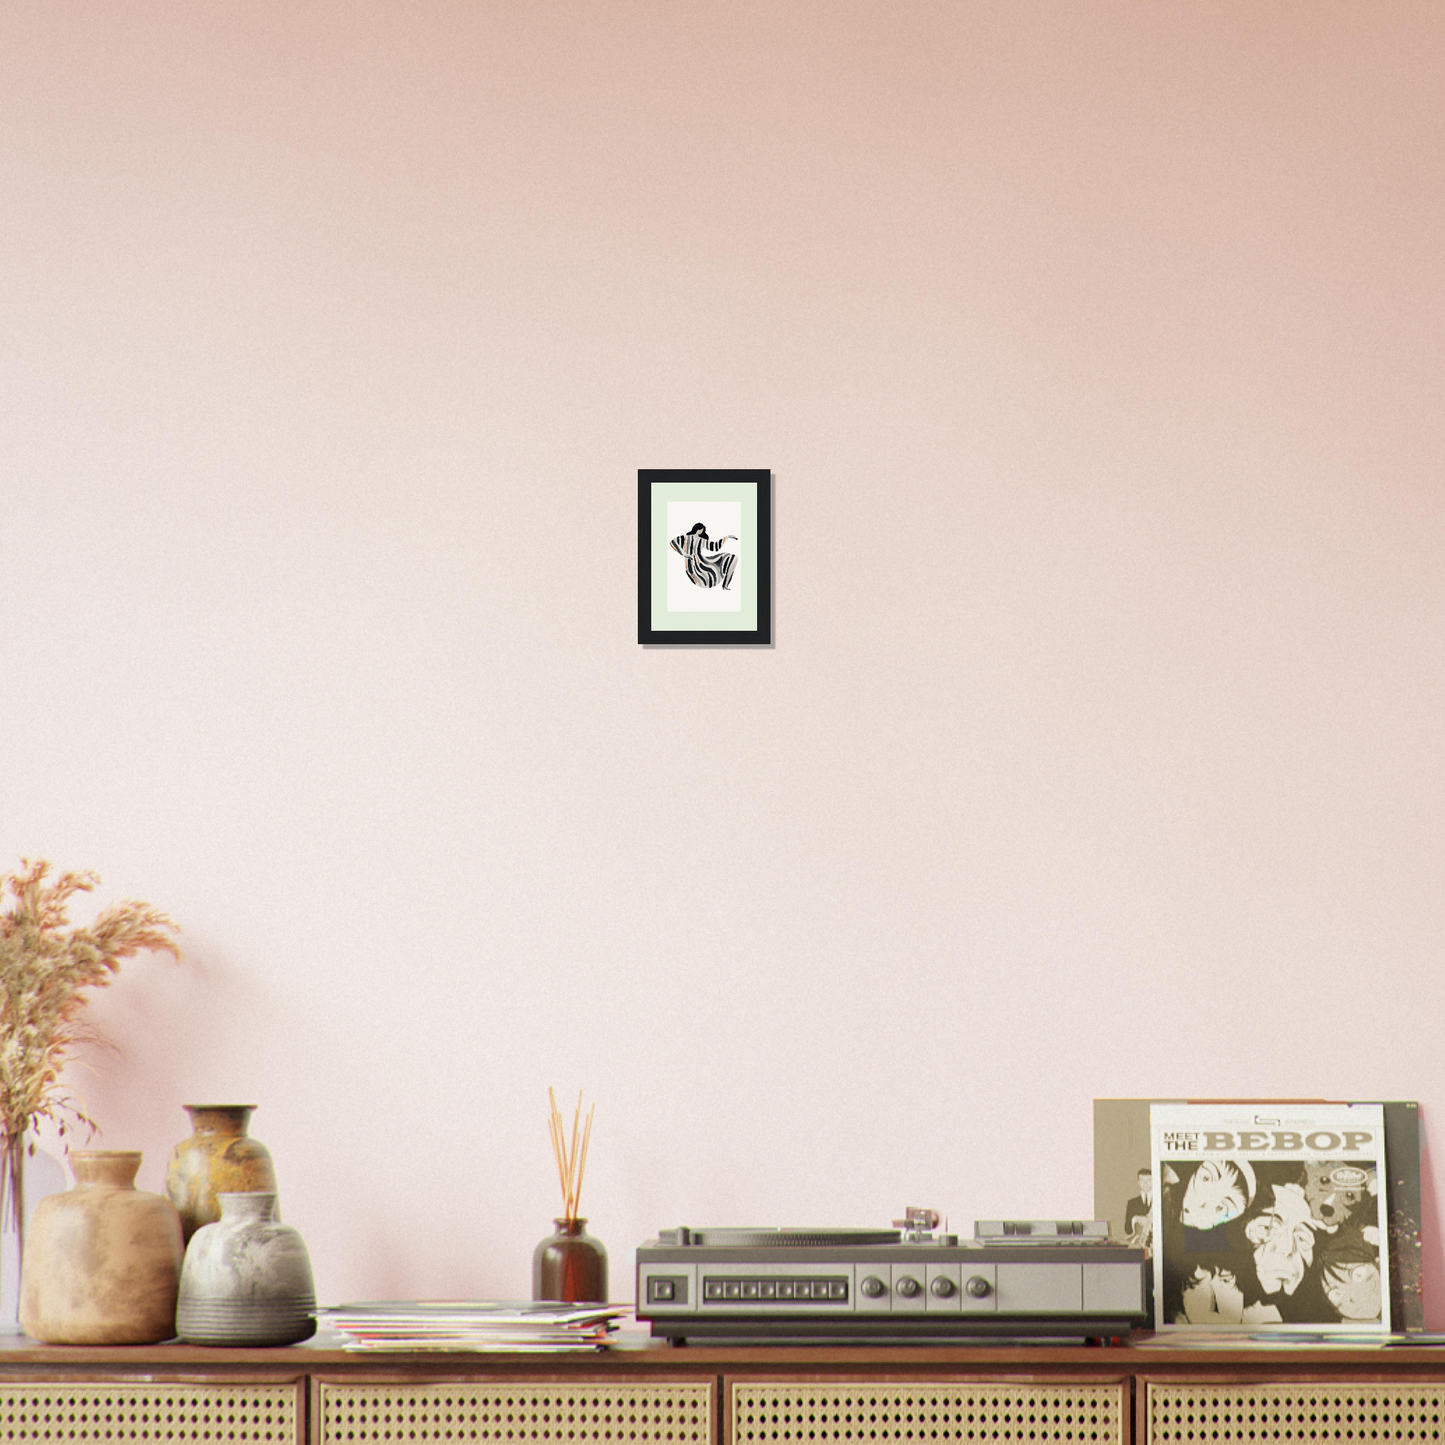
315,1301,630,1351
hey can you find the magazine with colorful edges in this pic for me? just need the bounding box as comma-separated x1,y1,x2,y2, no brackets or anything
315,1301,630,1351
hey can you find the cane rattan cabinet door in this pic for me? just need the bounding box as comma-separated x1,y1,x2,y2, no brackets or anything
0,1380,302,1444
729,1380,1124,1445
318,1378,715,1445
1145,1380,1445,1444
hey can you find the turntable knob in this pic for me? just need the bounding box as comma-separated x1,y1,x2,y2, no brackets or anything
930,1276,956,1298
860,1275,887,1299
895,1275,922,1298
965,1275,992,1298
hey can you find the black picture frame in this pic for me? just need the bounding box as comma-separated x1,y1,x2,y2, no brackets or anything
637,469,772,645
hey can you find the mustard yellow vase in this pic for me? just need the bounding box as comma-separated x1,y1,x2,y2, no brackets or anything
165,1105,279,1242
19,1150,183,1344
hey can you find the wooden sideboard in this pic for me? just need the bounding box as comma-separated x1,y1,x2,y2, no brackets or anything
3,1332,1445,1444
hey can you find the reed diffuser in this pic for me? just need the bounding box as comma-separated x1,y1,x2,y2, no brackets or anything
532,1089,607,1303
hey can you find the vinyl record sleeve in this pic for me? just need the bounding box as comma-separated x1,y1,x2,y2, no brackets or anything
1149,1102,1390,1334
1094,1098,1421,1332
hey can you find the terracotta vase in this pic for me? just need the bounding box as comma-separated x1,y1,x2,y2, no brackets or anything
533,1218,608,1303
19,1150,183,1345
177,1192,316,1346
165,1105,278,1242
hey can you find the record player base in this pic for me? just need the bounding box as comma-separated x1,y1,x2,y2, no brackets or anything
2,1335,1445,1444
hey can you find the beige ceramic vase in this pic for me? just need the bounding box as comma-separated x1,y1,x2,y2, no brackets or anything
165,1105,278,1242
19,1150,184,1344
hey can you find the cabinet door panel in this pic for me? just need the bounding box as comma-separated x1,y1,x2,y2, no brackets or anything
0,1381,301,1444
729,1380,1124,1445
318,1379,715,1445
1146,1381,1445,1443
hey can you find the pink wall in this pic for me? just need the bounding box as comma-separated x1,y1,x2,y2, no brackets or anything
2,0,1443,1315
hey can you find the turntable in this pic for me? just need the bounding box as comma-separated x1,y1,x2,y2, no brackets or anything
635,1210,1146,1343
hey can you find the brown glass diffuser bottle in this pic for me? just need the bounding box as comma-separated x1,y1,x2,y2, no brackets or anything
533,1218,608,1303
535,1089,607,1302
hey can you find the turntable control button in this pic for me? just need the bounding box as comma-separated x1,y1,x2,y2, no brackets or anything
966,1275,992,1298
896,1275,922,1298
930,1276,956,1298
861,1275,886,1299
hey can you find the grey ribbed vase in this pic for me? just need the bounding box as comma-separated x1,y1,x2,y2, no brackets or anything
176,1192,316,1346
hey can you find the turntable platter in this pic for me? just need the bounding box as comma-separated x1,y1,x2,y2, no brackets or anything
682,1228,902,1247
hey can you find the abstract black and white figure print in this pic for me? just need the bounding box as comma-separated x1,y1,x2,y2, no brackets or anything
664,498,743,615
670,523,738,590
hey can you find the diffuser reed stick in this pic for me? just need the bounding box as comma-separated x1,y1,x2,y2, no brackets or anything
548,1087,594,1224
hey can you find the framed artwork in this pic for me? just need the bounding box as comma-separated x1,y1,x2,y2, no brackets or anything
637,469,772,645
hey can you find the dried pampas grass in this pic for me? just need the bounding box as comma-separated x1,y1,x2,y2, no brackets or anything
0,859,180,1234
